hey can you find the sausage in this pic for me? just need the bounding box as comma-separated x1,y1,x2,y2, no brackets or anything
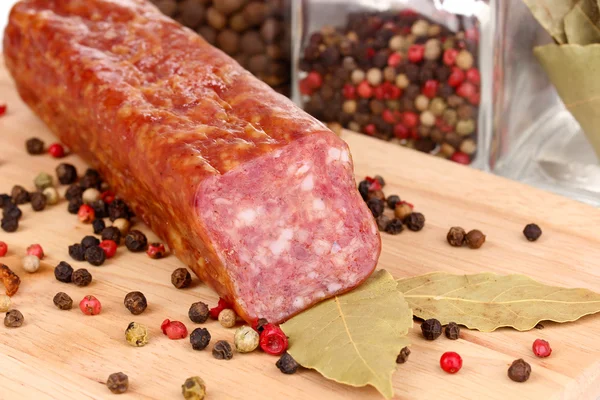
3,0,381,323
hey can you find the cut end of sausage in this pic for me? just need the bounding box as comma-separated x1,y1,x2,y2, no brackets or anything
197,132,381,323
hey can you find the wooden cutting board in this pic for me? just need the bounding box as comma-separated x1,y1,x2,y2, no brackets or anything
1,62,600,400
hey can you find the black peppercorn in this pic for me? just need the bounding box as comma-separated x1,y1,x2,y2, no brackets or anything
85,245,106,266
92,219,106,235
276,352,300,374
81,235,100,250
447,227,466,247
68,243,86,261
1,217,18,233
508,359,531,382
404,212,425,231
189,301,210,323
30,192,47,211
90,200,108,219
373,175,385,188
109,199,131,221
125,230,148,252
421,318,442,340
101,227,121,244
171,268,192,289
65,184,83,201
124,291,147,315
72,268,92,286
212,340,233,360
366,198,384,218
438,83,454,98
11,185,30,205
386,195,401,209
445,322,460,340
190,327,212,350
385,218,404,235
53,292,73,310
376,215,391,232
523,223,542,242
358,180,370,201
4,309,24,327
54,261,74,283
67,197,83,214
106,372,129,394
3,204,22,220
25,137,45,155
465,229,486,249
255,318,269,333
395,346,411,364
56,163,78,185
79,168,102,190
0,194,11,209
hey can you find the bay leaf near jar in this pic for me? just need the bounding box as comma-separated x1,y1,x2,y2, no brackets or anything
564,0,600,45
523,0,579,43
281,270,412,400
396,272,600,332
534,43,600,159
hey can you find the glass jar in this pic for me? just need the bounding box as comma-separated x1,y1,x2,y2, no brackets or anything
152,0,292,96
293,0,489,165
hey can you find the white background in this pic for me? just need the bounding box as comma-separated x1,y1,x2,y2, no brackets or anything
1,1,19,48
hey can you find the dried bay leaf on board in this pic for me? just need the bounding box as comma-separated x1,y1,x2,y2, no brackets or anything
396,272,600,332
534,43,600,158
523,0,579,43
281,270,412,399
564,0,600,44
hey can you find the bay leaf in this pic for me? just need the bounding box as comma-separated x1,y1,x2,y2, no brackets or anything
534,43,600,158
523,0,579,43
281,270,412,399
396,272,600,332
564,0,600,44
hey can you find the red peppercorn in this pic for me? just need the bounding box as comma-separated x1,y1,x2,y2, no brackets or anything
259,324,288,356
399,9,417,17
469,92,480,106
457,82,477,99
366,47,376,59
100,190,115,205
99,240,117,259
357,81,373,99
450,151,471,165
0,102,6,117
422,80,439,99
373,85,386,100
436,118,454,133
79,295,102,315
532,339,552,358
363,124,376,136
443,48,459,66
387,52,403,67
393,123,409,139
440,352,462,374
77,204,95,223
0,241,7,257
209,298,232,320
305,71,323,90
26,244,44,259
465,27,480,42
382,82,401,100
342,84,357,100
402,112,419,129
382,109,397,124
407,45,425,63
147,242,166,259
448,67,466,88
466,68,481,85
409,128,420,140
399,200,414,209
161,319,188,340
299,78,313,96
48,143,65,158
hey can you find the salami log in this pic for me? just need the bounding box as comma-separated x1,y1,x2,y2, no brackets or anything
3,0,381,323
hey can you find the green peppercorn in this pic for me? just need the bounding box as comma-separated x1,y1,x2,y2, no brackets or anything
34,172,54,191
234,326,259,353
125,322,149,347
181,376,206,400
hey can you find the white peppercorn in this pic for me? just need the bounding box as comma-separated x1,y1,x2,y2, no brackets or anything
456,119,476,136
0,295,11,312
218,308,237,328
389,35,404,51
82,188,101,204
43,187,59,205
112,218,131,235
456,50,474,70
420,111,436,127
414,95,430,112
424,39,441,61
233,326,260,353
342,100,357,114
395,74,409,89
348,122,361,132
383,66,397,82
351,69,365,85
428,24,442,37
430,97,447,116
440,143,456,157
22,255,40,273
411,20,429,36
366,68,383,86
460,138,477,155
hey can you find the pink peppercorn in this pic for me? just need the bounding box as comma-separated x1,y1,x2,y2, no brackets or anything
422,80,439,99
451,152,471,165
305,71,323,90
448,67,465,88
402,112,419,129
209,298,232,320
532,339,552,358
469,92,481,106
298,79,313,96
342,84,357,100
363,124,376,136
0,102,6,117
407,45,424,63
99,240,117,259
26,244,44,259
443,48,459,66
440,352,463,374
161,319,188,340
383,82,401,99
457,82,477,99
100,190,115,205
79,295,102,315
77,204,95,223
146,243,166,259
382,109,398,124
466,68,481,85
0,242,7,257
393,123,409,139
387,52,403,67
48,143,65,158
259,324,288,356
357,81,373,99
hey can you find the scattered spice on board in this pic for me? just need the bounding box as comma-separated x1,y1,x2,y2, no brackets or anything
386,195,401,209
26,244,44,259
25,137,45,155
421,318,443,340
125,230,148,252
447,226,466,247
43,187,59,205
30,192,47,211
48,143,65,158
218,308,237,328
125,322,149,347
234,326,259,353
440,351,462,374
101,227,121,244
67,197,83,214
4,309,24,327
259,323,288,356
171,268,192,289
384,218,404,235
72,268,92,287
85,245,106,266
161,319,188,339
209,298,232,320
523,223,542,242
404,212,425,231
99,240,117,259
108,199,132,222
0,242,6,257
92,219,106,234
190,328,212,351
106,372,129,394
147,242,166,259
82,188,101,204
1,264,21,296
0,295,11,312
11,185,30,205
465,229,486,249
80,169,102,190
56,163,78,185
79,295,102,315
508,359,531,382
65,184,83,201
22,255,40,273
366,198,385,218
77,204,95,223
34,172,54,191
253,317,269,333
112,218,131,236
396,347,411,364
376,214,391,231
445,322,461,340
188,302,210,323
124,291,147,315
3,204,22,220
181,376,206,400
532,339,552,358
1,217,18,233
212,340,234,360
394,202,413,220
82,234,101,250
53,292,73,310
276,352,300,374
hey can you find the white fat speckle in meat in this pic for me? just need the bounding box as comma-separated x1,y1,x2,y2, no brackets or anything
237,208,257,225
269,228,294,256
312,198,325,211
307,271,317,279
296,163,311,176
331,241,341,254
297,229,310,242
301,174,314,191
341,150,350,163
214,198,232,205
312,239,330,256
327,147,341,163
327,282,342,292
293,297,305,309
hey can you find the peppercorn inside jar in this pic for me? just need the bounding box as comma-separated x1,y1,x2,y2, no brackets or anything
296,3,481,164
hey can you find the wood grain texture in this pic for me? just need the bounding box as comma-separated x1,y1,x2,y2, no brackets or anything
1,61,600,400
